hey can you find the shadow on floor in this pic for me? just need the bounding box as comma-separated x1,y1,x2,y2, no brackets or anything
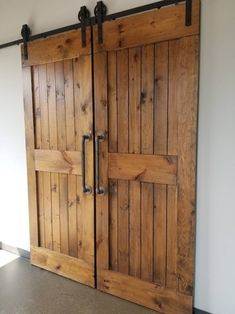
0,257,156,314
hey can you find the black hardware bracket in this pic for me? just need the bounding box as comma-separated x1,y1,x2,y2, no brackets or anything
94,1,107,45
0,0,192,50
21,24,31,60
78,5,90,47
185,0,192,26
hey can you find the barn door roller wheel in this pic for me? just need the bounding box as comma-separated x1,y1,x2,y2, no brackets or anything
21,24,31,60
78,6,90,48
94,1,107,45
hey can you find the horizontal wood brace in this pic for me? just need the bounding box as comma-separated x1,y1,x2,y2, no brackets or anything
98,269,192,314
108,153,177,185
93,0,200,52
31,246,94,287
34,149,81,175
22,29,91,67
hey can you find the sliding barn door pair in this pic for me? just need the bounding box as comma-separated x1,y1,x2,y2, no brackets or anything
22,1,200,313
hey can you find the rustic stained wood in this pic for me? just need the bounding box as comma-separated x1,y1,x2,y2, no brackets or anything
98,270,192,314
34,150,82,175
94,1,200,313
22,29,95,287
93,0,200,53
23,1,200,312
108,153,177,184
94,51,109,270
22,29,91,67
31,246,94,287
23,67,39,247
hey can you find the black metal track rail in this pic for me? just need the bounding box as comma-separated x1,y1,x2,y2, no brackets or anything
0,0,187,50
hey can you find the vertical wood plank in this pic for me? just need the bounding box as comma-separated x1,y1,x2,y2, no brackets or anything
108,51,118,271
80,55,93,265
95,51,109,270
154,42,169,155
64,60,78,258
34,66,41,150
33,65,44,247
129,47,141,154
108,51,118,153
74,55,94,264
167,39,179,290
73,58,83,259
175,36,199,295
109,179,118,271
153,41,168,286
47,63,60,252
117,49,129,275
166,185,178,289
168,37,199,294
168,43,178,156
117,180,129,274
154,185,167,286
129,47,141,278
39,64,52,250
76,176,83,258
37,172,45,247
140,44,154,282
55,61,69,255
51,174,60,252
23,66,39,247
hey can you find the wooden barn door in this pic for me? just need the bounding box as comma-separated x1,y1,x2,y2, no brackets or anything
22,29,95,287
94,1,200,313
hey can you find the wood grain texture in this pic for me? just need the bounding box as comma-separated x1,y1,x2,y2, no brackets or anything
22,29,91,67
94,2,200,312
23,66,39,247
46,63,61,253
73,54,95,263
129,47,141,278
108,51,118,153
55,61,69,255
64,59,78,258
140,44,154,283
73,54,94,265
166,185,178,289
94,51,109,270
39,64,52,251
153,41,169,287
23,3,199,311
34,150,81,175
173,36,199,295
98,270,192,314
23,28,95,286
109,179,118,271
107,51,118,272
93,0,200,52
117,49,129,275
33,65,45,247
108,153,177,185
154,184,167,286
166,39,180,290
31,246,94,287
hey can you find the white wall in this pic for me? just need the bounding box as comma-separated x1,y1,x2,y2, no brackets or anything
195,1,235,313
0,1,234,313
0,45,30,250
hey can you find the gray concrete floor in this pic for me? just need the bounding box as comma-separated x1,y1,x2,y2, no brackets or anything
0,252,155,314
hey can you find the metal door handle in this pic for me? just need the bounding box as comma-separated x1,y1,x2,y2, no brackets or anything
82,133,92,194
95,133,105,195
